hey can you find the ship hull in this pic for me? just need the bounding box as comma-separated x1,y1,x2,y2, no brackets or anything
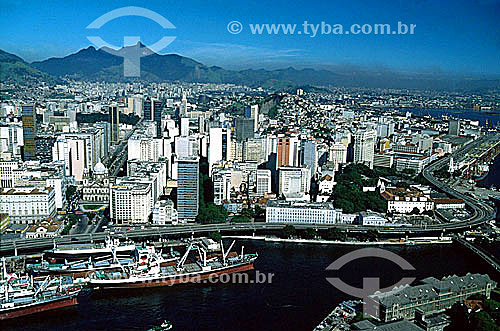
90,262,255,289
0,295,78,320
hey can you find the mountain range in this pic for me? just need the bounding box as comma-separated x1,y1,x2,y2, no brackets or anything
1,44,499,90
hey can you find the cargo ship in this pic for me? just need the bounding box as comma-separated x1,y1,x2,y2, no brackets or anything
28,246,178,278
473,163,490,182
0,260,83,320
47,236,136,256
88,240,257,289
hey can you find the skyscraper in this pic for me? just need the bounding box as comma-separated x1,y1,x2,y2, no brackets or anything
177,157,199,222
108,105,120,144
21,104,37,160
144,98,163,137
235,117,254,142
209,128,231,173
302,140,318,176
448,119,461,136
354,129,377,169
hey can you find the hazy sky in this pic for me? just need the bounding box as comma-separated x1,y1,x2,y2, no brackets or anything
1,0,499,75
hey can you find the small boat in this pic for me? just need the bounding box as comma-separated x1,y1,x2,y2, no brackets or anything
148,320,173,331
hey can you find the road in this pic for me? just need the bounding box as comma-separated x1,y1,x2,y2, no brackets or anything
2,134,497,255
422,135,496,229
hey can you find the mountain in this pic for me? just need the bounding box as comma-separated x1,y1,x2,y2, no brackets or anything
0,49,58,84
2,45,499,90
29,43,344,87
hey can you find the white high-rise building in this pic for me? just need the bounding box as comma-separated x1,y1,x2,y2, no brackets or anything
180,117,190,136
110,182,152,224
127,134,161,162
354,129,377,169
329,143,348,171
175,135,199,158
278,166,311,196
209,128,231,174
256,169,272,196
250,104,259,131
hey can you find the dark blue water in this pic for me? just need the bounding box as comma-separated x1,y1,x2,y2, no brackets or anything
3,241,498,331
478,152,500,189
401,108,500,127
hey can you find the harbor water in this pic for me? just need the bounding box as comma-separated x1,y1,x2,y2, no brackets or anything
3,240,498,331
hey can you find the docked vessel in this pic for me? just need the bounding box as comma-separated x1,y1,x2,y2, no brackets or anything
28,246,178,278
47,237,136,256
88,240,257,289
473,163,490,182
0,259,83,320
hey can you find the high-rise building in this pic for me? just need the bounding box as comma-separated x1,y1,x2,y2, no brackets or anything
245,104,259,131
144,98,163,137
180,117,190,137
209,128,231,174
21,104,37,160
354,129,377,169
235,117,254,142
256,169,272,196
278,166,311,196
302,140,318,176
108,105,120,144
329,143,348,171
448,119,461,136
177,157,199,222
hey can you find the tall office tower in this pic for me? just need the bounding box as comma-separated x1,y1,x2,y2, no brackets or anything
256,169,272,196
278,166,311,196
329,143,348,171
277,137,291,168
144,98,164,137
302,140,318,176
180,117,190,136
277,137,299,168
180,92,188,117
354,129,377,169
448,119,461,136
108,105,120,144
235,117,254,142
175,136,199,158
21,104,37,160
208,128,231,174
177,157,199,222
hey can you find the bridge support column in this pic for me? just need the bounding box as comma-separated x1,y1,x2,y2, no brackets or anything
13,241,17,256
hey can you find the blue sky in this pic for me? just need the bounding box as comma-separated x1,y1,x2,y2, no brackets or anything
1,0,499,75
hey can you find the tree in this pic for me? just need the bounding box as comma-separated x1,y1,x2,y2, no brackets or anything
231,215,250,223
410,207,421,215
281,225,296,238
66,185,77,201
208,231,222,242
302,228,316,239
323,228,347,241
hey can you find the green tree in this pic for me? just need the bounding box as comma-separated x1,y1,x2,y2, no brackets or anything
281,225,296,238
208,231,222,242
323,228,347,241
302,228,316,239
66,185,77,201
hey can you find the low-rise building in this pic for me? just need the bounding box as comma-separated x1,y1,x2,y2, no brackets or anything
25,219,64,239
359,211,387,226
266,200,341,224
381,187,434,214
369,273,496,322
